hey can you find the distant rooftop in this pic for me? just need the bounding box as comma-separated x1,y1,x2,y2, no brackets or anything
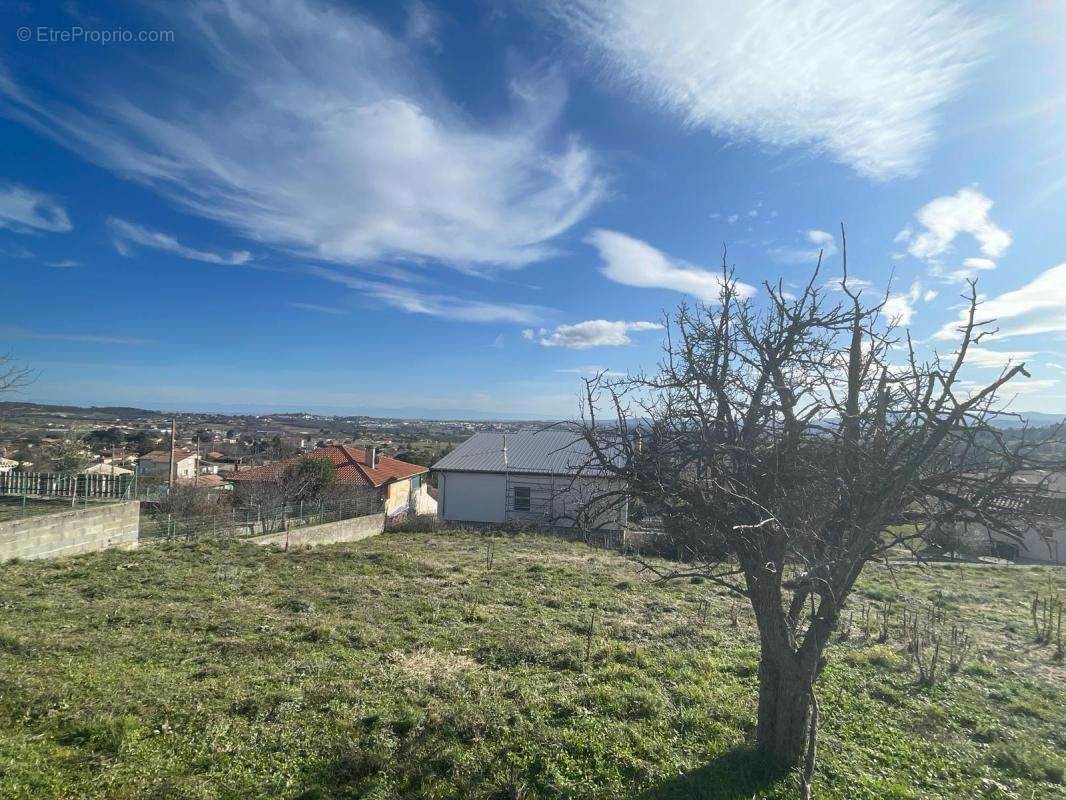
431,430,607,475
228,444,425,488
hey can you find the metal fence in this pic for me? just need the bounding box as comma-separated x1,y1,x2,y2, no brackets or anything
0,471,136,500
141,491,384,542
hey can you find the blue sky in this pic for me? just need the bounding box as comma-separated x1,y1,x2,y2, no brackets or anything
1,0,1064,418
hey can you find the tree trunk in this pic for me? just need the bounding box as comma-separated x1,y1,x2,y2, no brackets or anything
756,647,815,765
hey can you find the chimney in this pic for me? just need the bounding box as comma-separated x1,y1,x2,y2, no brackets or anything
368,445,377,470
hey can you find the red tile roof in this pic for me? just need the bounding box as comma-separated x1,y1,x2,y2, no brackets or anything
226,445,425,488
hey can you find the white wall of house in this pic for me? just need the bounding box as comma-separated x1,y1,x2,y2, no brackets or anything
437,471,627,531
137,455,198,478
987,521,1065,564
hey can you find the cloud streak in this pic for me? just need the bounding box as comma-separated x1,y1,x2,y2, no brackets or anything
109,218,252,265
0,183,71,233
288,302,347,315
0,327,151,345
548,0,988,179
934,263,1066,341
308,267,548,324
587,229,755,302
1,0,602,272
962,347,1035,370
536,319,662,348
770,229,838,265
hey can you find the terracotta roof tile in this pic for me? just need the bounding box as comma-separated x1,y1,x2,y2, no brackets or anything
226,445,425,488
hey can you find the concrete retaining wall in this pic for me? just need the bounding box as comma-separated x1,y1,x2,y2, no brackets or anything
246,512,385,549
0,501,140,562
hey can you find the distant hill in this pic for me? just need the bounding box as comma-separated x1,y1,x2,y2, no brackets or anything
989,411,1066,429
2,400,1062,427
0,402,167,421
0,400,552,423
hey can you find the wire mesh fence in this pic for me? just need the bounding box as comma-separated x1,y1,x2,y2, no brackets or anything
140,492,384,542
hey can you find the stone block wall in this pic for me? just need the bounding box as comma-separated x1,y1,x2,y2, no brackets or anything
246,512,384,549
0,501,140,562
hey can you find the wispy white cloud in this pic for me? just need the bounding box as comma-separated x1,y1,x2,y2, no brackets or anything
308,266,548,324
0,242,33,259
548,0,988,179
587,229,755,302
404,1,442,49
824,276,875,292
962,347,1035,369
0,326,151,345
882,281,925,325
553,365,625,376
897,188,1011,282
934,263,1066,341
771,229,838,265
1,0,602,272
0,183,71,233
288,302,346,315
536,319,662,348
933,255,1001,284
47,259,80,268
108,218,251,265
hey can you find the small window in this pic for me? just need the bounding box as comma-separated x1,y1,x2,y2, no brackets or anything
513,486,531,512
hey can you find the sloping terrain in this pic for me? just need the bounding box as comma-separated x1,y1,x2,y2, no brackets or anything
0,532,1062,799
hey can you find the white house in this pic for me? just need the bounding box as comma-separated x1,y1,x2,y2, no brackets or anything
0,457,17,474
432,431,627,531
137,449,198,479
983,470,1066,564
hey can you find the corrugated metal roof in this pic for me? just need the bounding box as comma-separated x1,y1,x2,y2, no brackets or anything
431,430,602,475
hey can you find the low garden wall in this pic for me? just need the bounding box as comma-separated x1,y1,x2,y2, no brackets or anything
246,512,385,549
0,501,140,562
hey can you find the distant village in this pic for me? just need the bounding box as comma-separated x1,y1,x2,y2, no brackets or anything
0,401,546,490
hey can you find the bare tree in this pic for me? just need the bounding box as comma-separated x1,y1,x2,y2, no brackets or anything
0,353,32,444
156,483,223,519
574,238,1066,786
0,353,32,397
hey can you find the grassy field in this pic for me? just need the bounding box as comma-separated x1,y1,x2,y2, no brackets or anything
0,496,91,523
0,531,1062,800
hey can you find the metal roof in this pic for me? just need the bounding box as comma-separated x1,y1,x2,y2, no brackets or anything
431,430,603,475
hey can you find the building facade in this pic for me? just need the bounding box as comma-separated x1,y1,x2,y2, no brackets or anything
433,431,628,531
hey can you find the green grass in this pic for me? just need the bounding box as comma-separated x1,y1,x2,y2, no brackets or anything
0,531,1063,799
0,496,93,523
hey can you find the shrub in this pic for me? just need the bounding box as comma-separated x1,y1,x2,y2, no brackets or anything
988,741,1065,784
848,644,903,670
963,661,995,678
392,514,443,533
0,628,22,653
